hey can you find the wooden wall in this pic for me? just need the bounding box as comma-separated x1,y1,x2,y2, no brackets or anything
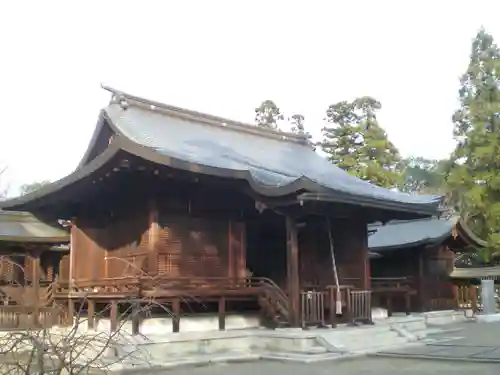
370,244,456,311
69,208,246,281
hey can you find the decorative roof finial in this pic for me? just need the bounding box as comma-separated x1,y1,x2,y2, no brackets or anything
117,94,129,110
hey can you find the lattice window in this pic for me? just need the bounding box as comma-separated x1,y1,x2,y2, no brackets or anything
46,265,54,282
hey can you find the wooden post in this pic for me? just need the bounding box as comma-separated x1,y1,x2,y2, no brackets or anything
69,218,77,285
110,300,118,332
387,294,393,317
87,300,95,330
218,296,226,330
405,292,411,316
361,223,370,291
32,250,41,327
285,216,300,327
172,298,180,333
228,221,234,282
418,250,426,312
148,200,159,275
67,300,75,326
131,302,140,335
328,287,337,328
470,286,478,313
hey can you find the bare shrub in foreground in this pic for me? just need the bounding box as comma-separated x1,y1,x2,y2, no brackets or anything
0,296,170,375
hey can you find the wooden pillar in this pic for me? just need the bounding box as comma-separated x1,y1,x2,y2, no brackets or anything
228,221,234,281
285,216,300,327
131,302,140,335
218,296,226,330
69,218,77,284
87,300,95,330
362,224,370,291
110,300,118,332
32,249,41,327
67,300,75,326
148,200,159,275
172,298,180,333
418,250,426,312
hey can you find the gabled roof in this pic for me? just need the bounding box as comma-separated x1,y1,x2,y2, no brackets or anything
0,86,443,215
0,211,69,243
368,216,486,252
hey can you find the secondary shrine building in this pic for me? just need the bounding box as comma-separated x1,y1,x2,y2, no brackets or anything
0,86,443,332
368,217,485,314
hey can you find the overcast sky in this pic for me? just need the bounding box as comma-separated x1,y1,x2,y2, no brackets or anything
1,1,499,196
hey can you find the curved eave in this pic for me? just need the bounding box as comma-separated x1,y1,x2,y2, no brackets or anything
298,192,441,217
455,219,487,249
369,233,451,253
76,111,107,169
0,134,442,216
0,136,312,211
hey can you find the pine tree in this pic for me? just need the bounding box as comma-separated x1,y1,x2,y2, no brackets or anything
399,157,448,194
255,100,283,130
353,97,402,188
447,28,500,256
320,97,401,188
320,101,362,172
290,114,305,134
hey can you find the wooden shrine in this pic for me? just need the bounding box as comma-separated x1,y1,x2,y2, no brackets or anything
0,86,443,332
0,210,69,327
368,217,485,314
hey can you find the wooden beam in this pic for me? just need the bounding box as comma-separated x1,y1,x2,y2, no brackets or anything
286,216,300,327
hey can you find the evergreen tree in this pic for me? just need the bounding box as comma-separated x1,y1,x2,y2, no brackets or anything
353,97,402,188
447,28,500,256
320,101,362,172
255,100,283,130
399,157,448,194
19,180,51,196
289,113,312,140
320,97,401,188
290,114,305,134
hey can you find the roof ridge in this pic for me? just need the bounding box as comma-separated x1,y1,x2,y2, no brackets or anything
101,85,312,146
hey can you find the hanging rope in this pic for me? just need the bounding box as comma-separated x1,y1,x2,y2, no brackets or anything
326,217,342,315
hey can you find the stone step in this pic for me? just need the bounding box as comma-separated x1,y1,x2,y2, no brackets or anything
260,351,346,363
317,329,409,353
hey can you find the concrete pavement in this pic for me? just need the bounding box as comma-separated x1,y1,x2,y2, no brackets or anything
375,321,500,362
